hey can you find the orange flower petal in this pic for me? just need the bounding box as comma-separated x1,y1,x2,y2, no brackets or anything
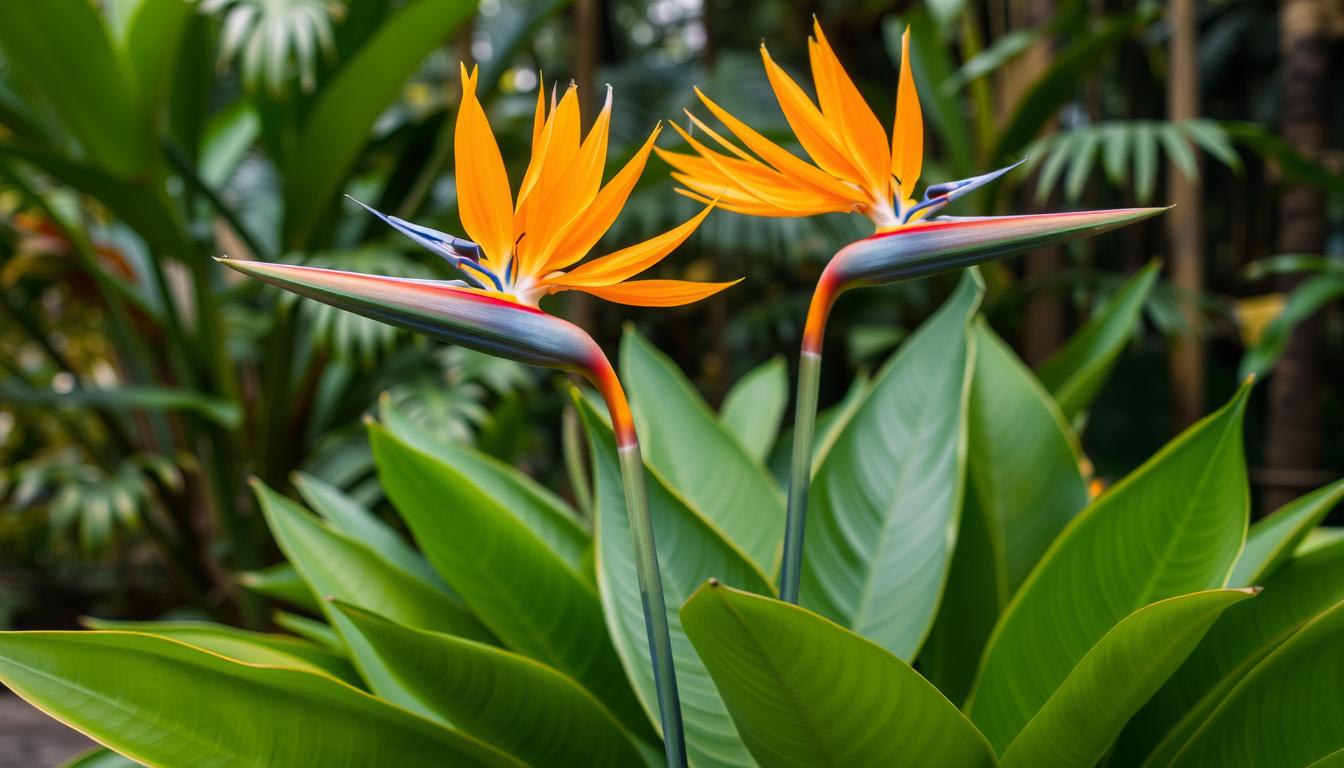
809,21,891,200
454,64,515,268
666,121,843,214
759,45,864,184
566,278,742,307
691,88,865,203
540,125,663,274
528,86,613,270
552,204,714,288
892,27,923,202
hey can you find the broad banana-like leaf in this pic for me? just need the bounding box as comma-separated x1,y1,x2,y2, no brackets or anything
967,383,1250,752
335,602,650,768
922,319,1088,703
621,326,785,573
81,618,357,684
253,480,492,717
800,271,982,660
0,631,520,767
1228,478,1344,588
367,423,647,736
681,582,996,768
1168,599,1344,767
379,395,590,569
236,562,320,611
1117,535,1344,766
576,395,772,768
1000,589,1256,767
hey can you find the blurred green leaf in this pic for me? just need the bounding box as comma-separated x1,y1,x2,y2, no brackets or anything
282,0,477,248
622,327,784,572
1239,274,1344,380
719,356,788,463
801,271,981,660
967,383,1250,753
237,562,320,612
1037,262,1161,422
0,384,242,428
0,631,518,767
575,394,771,768
336,602,649,768
0,0,149,174
681,583,995,768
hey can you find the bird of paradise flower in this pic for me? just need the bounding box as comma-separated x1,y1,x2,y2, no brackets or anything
659,22,1166,604
220,64,734,767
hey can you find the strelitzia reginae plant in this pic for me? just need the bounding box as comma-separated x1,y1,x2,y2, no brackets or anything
7,32,1344,768
220,64,733,766
659,22,1166,602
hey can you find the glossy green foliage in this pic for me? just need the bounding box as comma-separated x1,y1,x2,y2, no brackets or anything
682,583,996,768
0,631,518,767
922,319,1088,702
1168,599,1344,767
622,327,785,573
368,422,643,731
998,589,1255,767
335,602,649,768
801,271,982,660
967,383,1250,752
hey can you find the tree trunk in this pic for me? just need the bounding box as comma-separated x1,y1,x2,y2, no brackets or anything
1168,0,1204,427
1264,0,1331,512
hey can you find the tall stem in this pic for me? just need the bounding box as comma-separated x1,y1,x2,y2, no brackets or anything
779,266,843,604
590,358,687,767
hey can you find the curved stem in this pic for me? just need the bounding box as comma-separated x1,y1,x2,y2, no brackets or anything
779,265,844,604
589,358,687,767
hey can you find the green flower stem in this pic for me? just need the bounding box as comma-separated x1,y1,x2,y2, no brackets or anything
779,349,822,604
780,264,842,604
617,441,688,768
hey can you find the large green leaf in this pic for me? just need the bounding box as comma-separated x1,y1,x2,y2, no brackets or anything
576,395,772,768
922,318,1088,702
335,602,649,768
621,327,785,573
680,582,995,768
81,618,358,684
1228,478,1344,588
60,747,140,768
121,0,192,138
719,356,788,462
800,271,982,660
379,396,589,570
293,470,448,590
367,423,645,734
1116,536,1344,766
0,631,518,767
1168,599,1344,767
253,480,492,716
966,383,1250,753
1036,262,1160,421
282,0,476,247
999,589,1256,768
0,0,148,175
